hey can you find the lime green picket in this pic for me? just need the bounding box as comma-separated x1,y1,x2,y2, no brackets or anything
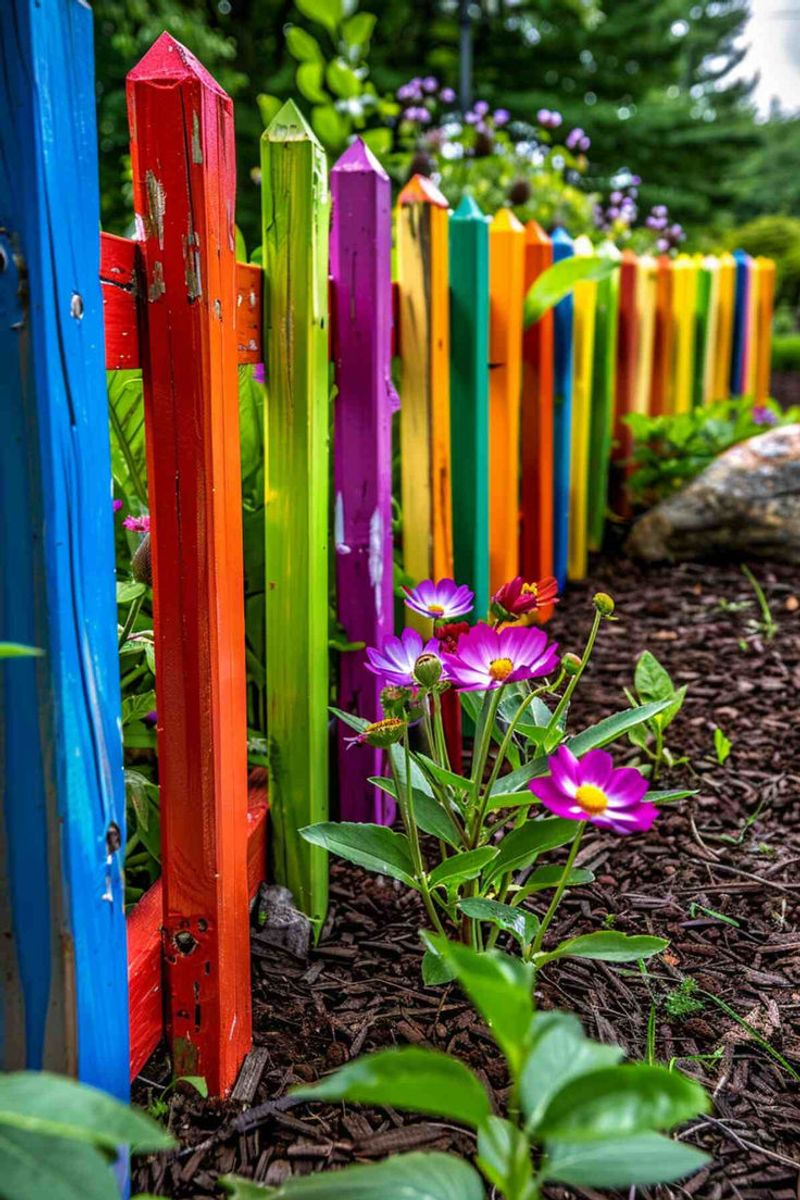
261,101,330,929
587,240,620,552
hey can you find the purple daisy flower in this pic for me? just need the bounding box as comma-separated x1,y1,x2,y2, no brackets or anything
403,578,474,621
365,628,442,688
441,622,559,691
123,514,151,534
529,745,657,835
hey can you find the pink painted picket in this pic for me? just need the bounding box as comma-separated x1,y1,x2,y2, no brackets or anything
331,140,396,823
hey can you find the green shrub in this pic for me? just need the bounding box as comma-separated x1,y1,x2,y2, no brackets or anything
771,334,800,372
728,215,800,313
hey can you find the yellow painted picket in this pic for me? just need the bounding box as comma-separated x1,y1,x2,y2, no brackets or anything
712,252,736,401
671,254,698,414
633,255,657,417
567,234,597,581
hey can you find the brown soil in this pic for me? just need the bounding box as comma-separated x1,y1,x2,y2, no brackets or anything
133,557,800,1200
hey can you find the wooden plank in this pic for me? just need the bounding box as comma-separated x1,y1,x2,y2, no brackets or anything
128,781,268,1081
236,262,263,363
261,101,330,929
692,254,712,408
712,252,736,401
614,249,639,456
551,226,574,590
633,255,657,418
754,257,776,403
127,32,252,1095
330,139,394,824
488,209,525,594
701,256,720,406
397,175,454,592
650,253,674,416
671,254,698,414
744,252,761,399
730,248,751,396
449,195,490,614
0,0,129,1100
231,1047,270,1104
586,240,620,552
567,234,597,582
520,222,554,581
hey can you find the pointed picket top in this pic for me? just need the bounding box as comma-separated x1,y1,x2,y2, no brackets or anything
398,173,449,209
525,219,551,246
264,98,320,146
621,247,637,265
573,233,594,257
452,194,486,221
490,207,524,234
332,137,388,180
598,237,622,261
551,225,574,249
718,250,735,266
733,247,751,266
128,31,228,97
704,253,720,270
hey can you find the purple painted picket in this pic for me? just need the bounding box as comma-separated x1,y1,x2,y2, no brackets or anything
331,139,396,823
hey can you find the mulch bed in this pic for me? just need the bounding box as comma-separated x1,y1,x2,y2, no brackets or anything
133,556,800,1200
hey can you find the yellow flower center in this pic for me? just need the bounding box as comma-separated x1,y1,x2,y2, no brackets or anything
488,657,515,682
428,603,445,616
521,582,539,596
575,783,609,815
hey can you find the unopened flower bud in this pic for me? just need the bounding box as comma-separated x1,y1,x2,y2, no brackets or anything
131,532,152,587
593,592,615,617
360,718,407,748
380,685,413,718
413,651,443,688
562,652,582,676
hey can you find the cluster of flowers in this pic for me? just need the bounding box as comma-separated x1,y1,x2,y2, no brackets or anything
593,178,640,234
352,575,657,836
645,204,686,253
113,499,151,534
396,75,455,125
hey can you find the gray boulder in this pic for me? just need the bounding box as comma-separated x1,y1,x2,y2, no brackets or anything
626,424,800,563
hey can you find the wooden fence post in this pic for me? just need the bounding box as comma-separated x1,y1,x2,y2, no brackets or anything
261,102,330,928
449,196,490,613
397,175,454,592
0,0,129,1098
587,240,620,552
568,234,598,582
520,222,554,583
672,254,698,414
551,227,574,589
633,255,657,419
650,253,673,416
731,249,751,397
692,253,712,409
330,139,394,824
713,252,736,401
754,257,776,403
127,33,251,1094
701,256,720,406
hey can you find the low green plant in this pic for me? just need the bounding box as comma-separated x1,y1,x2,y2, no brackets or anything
664,978,705,1021
741,564,779,641
222,937,711,1199
771,332,800,371
146,1074,208,1120
624,651,688,782
713,727,732,766
0,643,42,658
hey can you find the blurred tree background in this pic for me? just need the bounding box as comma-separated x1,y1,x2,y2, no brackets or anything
94,0,800,305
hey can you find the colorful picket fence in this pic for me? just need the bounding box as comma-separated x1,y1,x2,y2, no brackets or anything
1,3,776,1113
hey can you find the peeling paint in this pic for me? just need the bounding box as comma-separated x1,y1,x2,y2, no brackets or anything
144,170,166,250
369,507,384,619
334,492,350,554
213,298,222,321
191,111,203,164
183,218,202,301
148,260,165,301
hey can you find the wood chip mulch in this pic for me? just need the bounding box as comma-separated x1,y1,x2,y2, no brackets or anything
133,556,800,1200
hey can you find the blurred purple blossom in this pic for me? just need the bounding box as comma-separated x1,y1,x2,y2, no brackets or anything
493,108,510,126
440,86,456,103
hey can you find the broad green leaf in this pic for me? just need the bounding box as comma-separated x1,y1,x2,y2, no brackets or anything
257,93,282,127
361,127,392,157
476,1116,534,1197
389,743,434,796
646,787,698,804
458,898,539,947
370,778,461,849
524,256,617,327
483,817,576,885
295,0,341,34
117,580,145,604
537,1063,709,1141
485,791,533,812
176,1075,208,1098
0,642,43,658
544,1132,710,1188
422,936,534,1076
655,684,687,731
634,651,675,703
415,753,470,794
221,1152,485,1199
329,706,369,733
0,1126,119,1200
327,58,360,98
519,1012,624,1130
285,25,323,61
299,823,416,887
342,12,376,45
121,690,156,728
539,932,668,965
421,945,455,985
428,847,498,890
0,1072,174,1153
566,700,673,759
297,62,328,104
107,370,148,507
311,103,347,148
293,1046,491,1130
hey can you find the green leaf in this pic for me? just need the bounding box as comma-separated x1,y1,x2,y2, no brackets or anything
483,817,576,885
361,127,392,157
0,642,43,658
299,823,416,887
524,256,617,327
295,0,341,34
421,936,534,1076
293,1046,491,1130
311,104,347,148
428,847,498,890
515,865,594,894
634,651,675,703
342,12,376,45
537,1063,709,1141
221,1152,485,1199
329,706,369,733
389,743,434,796
176,1075,208,1099
327,58,361,98
0,1072,175,1153
415,753,470,794
297,62,328,104
476,1116,534,1196
285,24,323,61
519,1012,624,1130
655,684,687,731
646,788,698,804
539,932,668,965
566,700,673,758
458,898,539,947
121,690,156,728
714,726,732,765
117,580,145,604
370,778,461,849
544,1132,710,1188
421,945,455,985
257,93,282,127
0,1126,119,1200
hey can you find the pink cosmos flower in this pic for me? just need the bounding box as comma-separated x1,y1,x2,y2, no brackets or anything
123,514,151,534
113,498,124,512
441,622,559,691
403,578,474,621
529,745,657,834
365,628,443,688
492,574,559,620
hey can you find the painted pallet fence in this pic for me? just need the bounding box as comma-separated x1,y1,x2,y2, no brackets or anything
586,240,620,553
551,227,575,590
520,222,555,582
567,234,598,581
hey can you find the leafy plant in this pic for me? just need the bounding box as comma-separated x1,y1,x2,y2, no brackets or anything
664,977,705,1021
713,727,732,766
0,643,42,658
523,255,617,328
741,564,778,641
222,937,711,1199
146,1074,208,1120
0,1070,174,1200
624,651,688,782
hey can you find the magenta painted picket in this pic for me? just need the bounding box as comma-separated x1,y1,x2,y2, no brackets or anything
331,140,396,823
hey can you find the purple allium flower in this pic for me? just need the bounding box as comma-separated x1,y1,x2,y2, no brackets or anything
579,135,591,152
611,190,623,203
656,238,669,253
366,628,442,688
144,710,158,725
752,405,777,426
529,745,657,834
537,107,552,125
397,84,416,101
123,514,151,534
493,108,510,125
465,110,481,125
440,86,456,103
113,498,124,512
423,76,439,93
631,175,642,186
607,206,620,220
403,578,474,621
473,100,489,116
565,127,585,150
441,622,559,691
653,204,668,218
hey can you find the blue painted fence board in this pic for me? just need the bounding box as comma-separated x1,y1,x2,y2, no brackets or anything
0,0,129,1101
730,248,750,397
551,226,574,590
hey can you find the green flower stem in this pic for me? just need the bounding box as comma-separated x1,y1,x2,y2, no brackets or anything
118,592,144,650
468,688,503,827
546,610,602,735
528,821,586,960
391,736,446,936
431,689,451,770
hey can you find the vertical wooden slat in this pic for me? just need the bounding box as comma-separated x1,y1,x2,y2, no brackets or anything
0,0,129,1098
730,249,751,397
632,255,657,418
520,222,554,581
650,254,674,416
261,101,330,928
567,234,597,581
488,209,525,594
551,226,574,590
614,248,639,451
691,254,711,409
671,254,698,415
713,252,736,401
701,256,720,406
449,195,490,613
127,33,251,1093
397,175,454,590
744,253,761,399
754,256,776,404
586,240,620,553
330,139,394,824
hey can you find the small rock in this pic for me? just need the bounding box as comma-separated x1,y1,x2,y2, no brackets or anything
253,883,312,960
